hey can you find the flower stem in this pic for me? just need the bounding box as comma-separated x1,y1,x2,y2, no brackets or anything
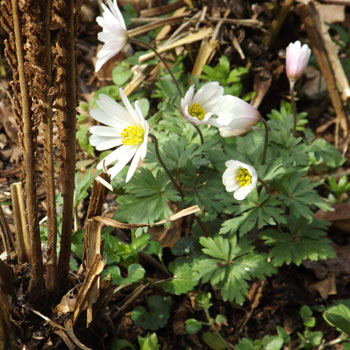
149,133,209,236
149,134,181,194
194,125,204,144
290,80,298,137
128,37,183,98
128,37,204,145
260,117,269,165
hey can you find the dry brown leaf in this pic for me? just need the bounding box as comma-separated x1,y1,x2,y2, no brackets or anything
308,274,337,299
317,4,345,23
73,254,105,326
314,202,350,234
93,205,200,229
148,221,181,248
54,294,76,315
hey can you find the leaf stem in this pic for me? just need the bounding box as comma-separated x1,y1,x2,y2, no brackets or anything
290,80,298,137
260,117,269,165
128,37,204,145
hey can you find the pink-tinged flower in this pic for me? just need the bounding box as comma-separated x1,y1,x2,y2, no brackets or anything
95,0,127,72
222,160,258,200
89,89,149,182
215,95,261,136
286,41,311,82
180,82,224,126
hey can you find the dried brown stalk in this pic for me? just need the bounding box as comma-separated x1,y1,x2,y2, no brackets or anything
10,0,44,303
10,183,30,263
0,289,16,350
140,0,186,17
298,1,348,144
41,0,58,294
127,12,190,38
0,205,14,256
262,0,296,49
53,0,79,290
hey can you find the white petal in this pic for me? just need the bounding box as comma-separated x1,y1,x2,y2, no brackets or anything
90,125,118,137
97,145,132,168
119,88,142,125
90,109,119,128
97,94,131,125
181,85,195,111
108,146,137,179
95,138,123,151
234,186,252,200
193,82,223,110
125,145,143,182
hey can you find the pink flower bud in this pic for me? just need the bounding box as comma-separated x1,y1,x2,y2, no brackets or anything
286,41,311,82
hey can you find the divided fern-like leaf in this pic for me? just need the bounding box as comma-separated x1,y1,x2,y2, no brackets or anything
115,168,180,224
279,175,332,219
260,217,335,266
194,235,275,304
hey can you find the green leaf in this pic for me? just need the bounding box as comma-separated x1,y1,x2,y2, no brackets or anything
308,138,345,170
112,65,133,86
162,258,199,295
131,295,172,330
236,338,255,350
185,319,202,334
115,168,180,224
304,330,323,347
92,85,119,105
260,217,335,266
215,314,227,325
196,291,212,310
323,304,350,335
137,98,150,117
300,305,315,328
219,190,286,236
194,236,275,304
201,332,228,350
343,343,350,350
279,175,332,220
262,335,284,350
276,326,290,343
104,264,145,285
138,333,159,350
112,339,135,350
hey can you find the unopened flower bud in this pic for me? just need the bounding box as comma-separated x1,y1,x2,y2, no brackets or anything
286,41,311,82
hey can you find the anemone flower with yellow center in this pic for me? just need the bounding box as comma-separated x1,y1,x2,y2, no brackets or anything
89,88,149,182
222,160,258,200
95,0,127,72
180,82,224,126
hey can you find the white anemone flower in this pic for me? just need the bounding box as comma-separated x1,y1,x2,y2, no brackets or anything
285,41,311,83
95,0,127,72
180,82,224,126
89,89,149,182
222,160,258,200
215,95,261,136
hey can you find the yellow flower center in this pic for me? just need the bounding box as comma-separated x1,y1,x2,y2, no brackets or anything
188,103,206,121
236,167,252,187
121,125,145,146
